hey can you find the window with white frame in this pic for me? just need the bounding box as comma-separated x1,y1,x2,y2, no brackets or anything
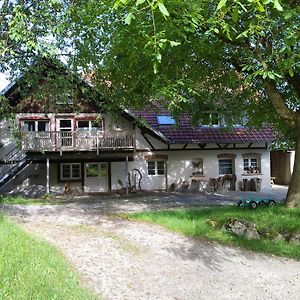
60,163,81,180
22,120,50,132
77,119,103,131
243,153,261,174
147,160,165,175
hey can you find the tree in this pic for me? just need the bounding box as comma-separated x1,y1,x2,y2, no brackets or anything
1,0,299,206
66,0,299,206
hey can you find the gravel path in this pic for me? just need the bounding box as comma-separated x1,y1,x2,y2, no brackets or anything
2,192,300,300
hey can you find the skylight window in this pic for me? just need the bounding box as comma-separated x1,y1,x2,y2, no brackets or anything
157,115,176,125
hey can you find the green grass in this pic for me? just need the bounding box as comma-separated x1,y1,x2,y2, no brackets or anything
124,205,300,259
0,195,61,205
0,215,98,300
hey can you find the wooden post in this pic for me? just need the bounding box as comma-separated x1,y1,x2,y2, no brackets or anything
46,158,50,194
165,160,168,190
125,156,129,196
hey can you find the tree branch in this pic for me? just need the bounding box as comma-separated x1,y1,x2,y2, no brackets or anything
287,73,300,99
263,79,297,127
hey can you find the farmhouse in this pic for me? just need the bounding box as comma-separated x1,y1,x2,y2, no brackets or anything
0,62,276,195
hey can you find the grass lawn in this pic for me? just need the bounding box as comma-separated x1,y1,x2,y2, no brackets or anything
0,215,98,300
124,205,300,260
0,195,60,205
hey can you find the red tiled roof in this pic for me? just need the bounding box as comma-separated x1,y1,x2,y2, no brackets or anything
135,111,277,144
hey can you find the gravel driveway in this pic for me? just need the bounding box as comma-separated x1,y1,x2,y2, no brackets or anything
2,186,299,300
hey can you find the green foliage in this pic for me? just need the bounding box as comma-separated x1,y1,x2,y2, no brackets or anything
0,195,31,205
125,205,300,259
0,215,98,299
1,1,299,200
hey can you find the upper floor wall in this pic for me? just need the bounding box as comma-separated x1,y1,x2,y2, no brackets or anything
16,112,135,152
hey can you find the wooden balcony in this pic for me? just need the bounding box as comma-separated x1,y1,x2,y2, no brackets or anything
20,131,135,152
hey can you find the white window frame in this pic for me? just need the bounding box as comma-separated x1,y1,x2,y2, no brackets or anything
22,120,50,132
60,163,81,180
147,160,165,176
76,119,104,132
243,157,261,173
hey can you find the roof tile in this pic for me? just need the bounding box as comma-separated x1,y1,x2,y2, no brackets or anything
135,111,277,144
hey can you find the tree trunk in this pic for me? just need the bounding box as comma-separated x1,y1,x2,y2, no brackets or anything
285,116,300,207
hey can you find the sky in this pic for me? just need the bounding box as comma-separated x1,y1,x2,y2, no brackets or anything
0,73,10,92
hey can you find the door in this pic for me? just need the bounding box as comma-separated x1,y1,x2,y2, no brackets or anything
84,162,109,192
58,119,73,148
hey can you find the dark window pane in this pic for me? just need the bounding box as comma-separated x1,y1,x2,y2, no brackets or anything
23,121,35,132
72,164,81,178
147,161,155,175
219,159,233,174
157,161,165,175
38,121,49,131
60,120,72,128
62,164,71,178
78,121,90,131
243,159,249,169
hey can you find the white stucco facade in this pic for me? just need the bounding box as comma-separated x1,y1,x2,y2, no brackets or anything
110,146,272,193
0,113,273,194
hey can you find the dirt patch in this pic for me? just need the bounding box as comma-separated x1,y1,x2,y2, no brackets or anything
2,197,299,300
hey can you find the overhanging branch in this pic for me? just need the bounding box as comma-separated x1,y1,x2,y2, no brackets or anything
263,79,296,127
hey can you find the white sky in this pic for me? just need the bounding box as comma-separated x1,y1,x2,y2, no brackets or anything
0,73,10,92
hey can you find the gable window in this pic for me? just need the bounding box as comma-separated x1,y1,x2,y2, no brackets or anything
22,120,50,132
242,153,261,174
147,160,165,175
60,163,81,180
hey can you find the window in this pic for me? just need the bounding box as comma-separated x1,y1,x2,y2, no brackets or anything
157,116,176,125
243,153,261,174
199,113,220,127
77,119,103,131
22,120,50,132
219,159,233,175
192,159,204,176
60,163,81,180
147,160,165,175
86,163,107,177
78,120,90,131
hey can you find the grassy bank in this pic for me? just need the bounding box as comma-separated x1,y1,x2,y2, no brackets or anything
0,215,98,299
0,195,60,205
125,205,300,259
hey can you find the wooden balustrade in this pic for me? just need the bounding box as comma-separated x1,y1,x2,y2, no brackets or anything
20,131,135,152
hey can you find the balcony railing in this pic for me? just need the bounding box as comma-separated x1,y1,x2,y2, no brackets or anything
20,131,135,152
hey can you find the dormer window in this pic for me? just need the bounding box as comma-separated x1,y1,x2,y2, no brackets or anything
157,115,176,125
199,113,220,127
